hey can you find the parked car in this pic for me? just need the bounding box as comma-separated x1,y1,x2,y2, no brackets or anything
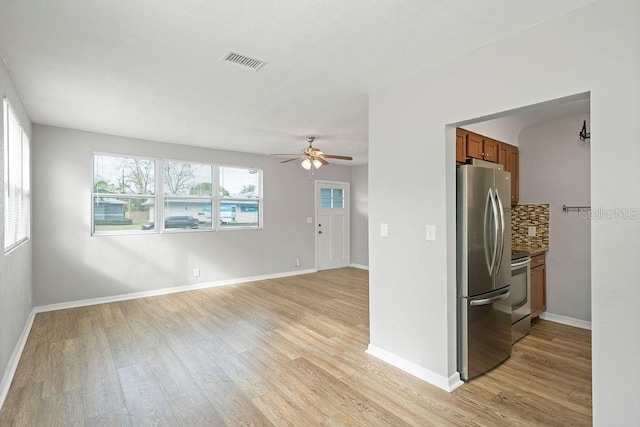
140,216,199,230
141,221,155,230
165,216,199,229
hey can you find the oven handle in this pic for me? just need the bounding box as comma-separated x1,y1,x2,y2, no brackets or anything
511,258,531,268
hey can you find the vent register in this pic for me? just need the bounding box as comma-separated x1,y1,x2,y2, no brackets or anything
222,51,267,71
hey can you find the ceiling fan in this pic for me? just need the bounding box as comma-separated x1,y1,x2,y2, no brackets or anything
272,136,353,170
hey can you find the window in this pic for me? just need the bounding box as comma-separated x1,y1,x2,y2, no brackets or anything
219,166,262,229
163,160,212,230
92,154,262,234
93,154,155,234
320,187,344,208
4,98,30,252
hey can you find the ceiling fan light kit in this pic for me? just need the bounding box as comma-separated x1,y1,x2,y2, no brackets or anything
272,136,353,170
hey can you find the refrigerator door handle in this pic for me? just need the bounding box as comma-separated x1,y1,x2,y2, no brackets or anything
490,188,499,276
494,188,506,272
469,290,511,306
483,188,494,275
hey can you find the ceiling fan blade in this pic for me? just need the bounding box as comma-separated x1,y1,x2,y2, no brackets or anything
318,157,329,165
280,157,301,163
323,154,353,161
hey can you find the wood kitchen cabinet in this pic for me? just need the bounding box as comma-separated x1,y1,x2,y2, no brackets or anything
466,132,498,162
507,146,519,205
455,128,519,206
456,128,467,164
530,253,546,319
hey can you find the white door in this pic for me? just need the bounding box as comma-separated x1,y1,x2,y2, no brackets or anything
315,181,350,270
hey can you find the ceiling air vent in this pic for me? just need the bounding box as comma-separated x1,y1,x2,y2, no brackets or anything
222,51,267,71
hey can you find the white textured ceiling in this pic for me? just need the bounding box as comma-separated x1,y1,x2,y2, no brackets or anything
0,0,593,164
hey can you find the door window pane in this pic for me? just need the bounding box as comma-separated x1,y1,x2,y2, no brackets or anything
320,187,344,209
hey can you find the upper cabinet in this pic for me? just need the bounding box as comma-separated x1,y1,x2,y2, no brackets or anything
507,146,519,205
456,128,467,164
465,132,498,162
456,128,519,206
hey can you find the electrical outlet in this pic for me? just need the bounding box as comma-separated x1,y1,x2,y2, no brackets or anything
193,268,200,277
380,223,389,238
306,217,312,224
528,226,537,237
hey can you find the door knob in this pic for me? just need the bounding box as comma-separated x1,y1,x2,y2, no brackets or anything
318,230,323,234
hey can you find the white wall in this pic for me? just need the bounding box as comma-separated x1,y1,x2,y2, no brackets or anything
462,116,526,146
369,0,639,424
0,57,33,402
350,164,368,267
520,114,591,322
32,125,352,306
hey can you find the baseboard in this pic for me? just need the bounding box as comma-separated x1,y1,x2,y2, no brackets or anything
365,344,463,392
349,263,369,270
539,312,592,330
35,268,317,313
0,308,36,410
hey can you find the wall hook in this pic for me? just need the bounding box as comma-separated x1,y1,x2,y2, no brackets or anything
579,120,590,141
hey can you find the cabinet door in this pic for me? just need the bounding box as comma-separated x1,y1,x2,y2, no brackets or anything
456,129,467,163
483,138,498,162
508,146,519,205
466,132,483,160
530,264,546,318
497,143,509,171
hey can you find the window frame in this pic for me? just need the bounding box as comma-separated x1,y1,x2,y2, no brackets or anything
91,151,159,236
4,97,30,253
217,165,263,231
91,153,263,235
161,158,214,233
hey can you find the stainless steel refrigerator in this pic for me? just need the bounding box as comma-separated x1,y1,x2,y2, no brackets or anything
457,162,511,381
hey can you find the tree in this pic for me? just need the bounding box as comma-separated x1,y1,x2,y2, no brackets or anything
124,159,154,194
94,178,115,193
240,184,256,195
164,162,196,194
189,182,212,196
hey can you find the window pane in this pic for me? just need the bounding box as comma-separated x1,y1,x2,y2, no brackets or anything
320,187,344,209
220,200,259,228
220,167,259,198
164,161,212,196
94,155,155,195
93,196,154,232
4,99,29,250
163,198,212,230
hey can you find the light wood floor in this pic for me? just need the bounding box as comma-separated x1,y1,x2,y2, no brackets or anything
0,268,591,426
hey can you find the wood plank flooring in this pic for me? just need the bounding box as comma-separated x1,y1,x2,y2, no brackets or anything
0,268,591,426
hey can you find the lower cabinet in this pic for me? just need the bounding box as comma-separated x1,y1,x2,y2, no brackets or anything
530,253,546,319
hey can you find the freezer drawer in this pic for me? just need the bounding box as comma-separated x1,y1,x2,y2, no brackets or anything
459,287,512,381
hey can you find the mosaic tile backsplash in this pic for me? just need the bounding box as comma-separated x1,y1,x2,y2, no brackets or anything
511,204,549,249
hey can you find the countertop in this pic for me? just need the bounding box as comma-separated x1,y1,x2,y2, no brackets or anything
512,244,548,256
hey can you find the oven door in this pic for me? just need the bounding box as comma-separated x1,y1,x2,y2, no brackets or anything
511,258,531,325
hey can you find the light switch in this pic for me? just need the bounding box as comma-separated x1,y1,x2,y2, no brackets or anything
380,223,389,238
426,224,436,241
306,217,313,224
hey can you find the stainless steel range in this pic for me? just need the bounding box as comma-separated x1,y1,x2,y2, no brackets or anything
511,251,531,343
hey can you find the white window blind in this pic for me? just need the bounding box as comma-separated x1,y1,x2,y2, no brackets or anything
4,98,30,251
